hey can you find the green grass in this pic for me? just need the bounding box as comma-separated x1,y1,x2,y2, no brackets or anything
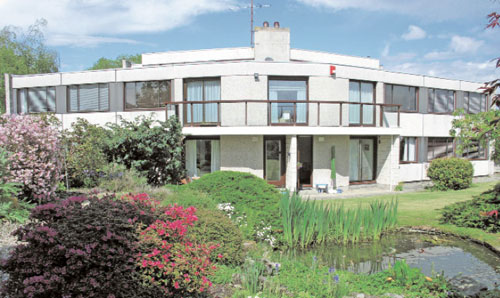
323,181,500,250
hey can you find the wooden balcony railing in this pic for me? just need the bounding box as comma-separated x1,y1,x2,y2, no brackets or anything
165,100,401,128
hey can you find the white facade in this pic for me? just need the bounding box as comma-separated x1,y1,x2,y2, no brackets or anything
4,23,494,191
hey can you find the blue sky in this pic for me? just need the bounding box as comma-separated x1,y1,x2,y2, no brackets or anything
0,0,499,82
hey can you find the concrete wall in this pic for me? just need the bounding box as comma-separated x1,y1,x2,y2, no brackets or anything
376,135,400,188
220,135,264,178
312,135,350,189
254,26,290,62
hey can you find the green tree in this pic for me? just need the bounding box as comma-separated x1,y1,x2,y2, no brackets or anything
88,54,141,70
0,19,59,114
451,12,500,161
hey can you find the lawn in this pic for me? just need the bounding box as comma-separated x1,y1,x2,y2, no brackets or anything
323,181,500,250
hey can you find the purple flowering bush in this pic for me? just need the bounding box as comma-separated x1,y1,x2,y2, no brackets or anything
0,115,63,202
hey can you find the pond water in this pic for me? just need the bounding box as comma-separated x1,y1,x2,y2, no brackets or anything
284,233,500,289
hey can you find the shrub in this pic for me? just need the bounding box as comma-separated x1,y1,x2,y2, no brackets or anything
441,183,500,232
0,198,33,224
62,118,109,188
0,114,63,202
105,115,185,186
187,208,244,265
159,185,218,211
427,157,473,190
188,171,281,240
0,193,165,298
137,204,219,297
98,162,147,193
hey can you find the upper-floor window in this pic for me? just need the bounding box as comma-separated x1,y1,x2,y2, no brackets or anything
17,87,56,114
349,81,375,125
464,92,488,114
427,137,454,161
269,78,307,124
428,88,455,114
68,83,109,113
184,78,220,124
400,137,417,163
125,81,171,110
385,84,418,112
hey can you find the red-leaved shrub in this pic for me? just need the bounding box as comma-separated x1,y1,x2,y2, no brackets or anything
0,115,63,202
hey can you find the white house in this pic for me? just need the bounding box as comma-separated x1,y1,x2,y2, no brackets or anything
4,22,494,191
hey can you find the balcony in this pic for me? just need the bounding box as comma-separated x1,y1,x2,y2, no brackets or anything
166,100,401,128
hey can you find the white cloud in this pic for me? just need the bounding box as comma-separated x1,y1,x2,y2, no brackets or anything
381,44,390,57
424,35,484,60
402,25,426,40
384,59,500,83
296,0,494,21
0,0,239,47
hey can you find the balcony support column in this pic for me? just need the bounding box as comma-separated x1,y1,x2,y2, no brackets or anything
286,135,298,191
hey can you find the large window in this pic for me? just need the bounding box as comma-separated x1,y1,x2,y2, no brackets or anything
268,78,307,124
185,139,220,177
68,83,109,112
400,137,417,163
427,137,454,161
464,92,488,114
385,84,417,112
428,89,455,114
17,87,56,113
125,80,171,110
184,79,220,124
349,81,375,125
462,140,488,160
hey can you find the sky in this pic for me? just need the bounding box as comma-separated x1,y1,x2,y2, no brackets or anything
0,0,499,83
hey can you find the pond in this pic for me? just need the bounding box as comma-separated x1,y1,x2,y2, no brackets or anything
285,232,500,289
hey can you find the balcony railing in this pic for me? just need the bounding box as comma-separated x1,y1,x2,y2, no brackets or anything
166,100,401,128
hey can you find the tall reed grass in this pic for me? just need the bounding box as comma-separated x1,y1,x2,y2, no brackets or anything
280,192,398,248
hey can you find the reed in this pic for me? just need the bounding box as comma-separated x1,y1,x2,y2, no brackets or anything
279,192,399,248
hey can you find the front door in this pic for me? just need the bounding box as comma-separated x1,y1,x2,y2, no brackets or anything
264,136,286,187
349,137,376,183
297,136,313,189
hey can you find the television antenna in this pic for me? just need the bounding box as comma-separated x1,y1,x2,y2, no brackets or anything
230,1,271,47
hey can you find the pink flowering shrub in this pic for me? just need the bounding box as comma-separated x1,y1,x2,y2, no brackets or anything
0,115,63,202
137,204,220,297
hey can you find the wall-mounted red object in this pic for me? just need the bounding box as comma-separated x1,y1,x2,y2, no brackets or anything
330,65,336,76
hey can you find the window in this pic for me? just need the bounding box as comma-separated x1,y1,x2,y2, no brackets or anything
385,84,417,112
428,89,455,113
400,137,417,163
349,81,375,125
185,139,220,177
462,139,488,160
464,92,488,114
125,81,171,110
184,79,220,124
427,137,454,161
269,78,307,124
17,87,56,113
68,83,109,112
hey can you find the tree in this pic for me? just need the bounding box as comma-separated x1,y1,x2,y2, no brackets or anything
451,12,500,161
0,19,59,114
88,54,141,70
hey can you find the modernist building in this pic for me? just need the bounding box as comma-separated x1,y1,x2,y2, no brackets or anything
3,22,493,191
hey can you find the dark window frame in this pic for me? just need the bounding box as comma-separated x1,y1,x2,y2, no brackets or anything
67,83,110,113
427,137,455,161
384,84,419,113
267,76,309,126
461,139,488,160
349,80,376,127
399,136,419,164
183,77,221,126
16,86,56,114
464,91,488,114
427,88,456,114
124,80,172,111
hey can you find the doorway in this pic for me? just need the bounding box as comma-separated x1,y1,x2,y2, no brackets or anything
297,136,313,189
264,136,286,187
349,137,376,183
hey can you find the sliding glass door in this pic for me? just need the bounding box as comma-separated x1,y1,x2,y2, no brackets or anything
269,78,307,125
349,138,375,182
184,79,220,124
264,136,286,187
349,81,375,125
185,139,220,178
